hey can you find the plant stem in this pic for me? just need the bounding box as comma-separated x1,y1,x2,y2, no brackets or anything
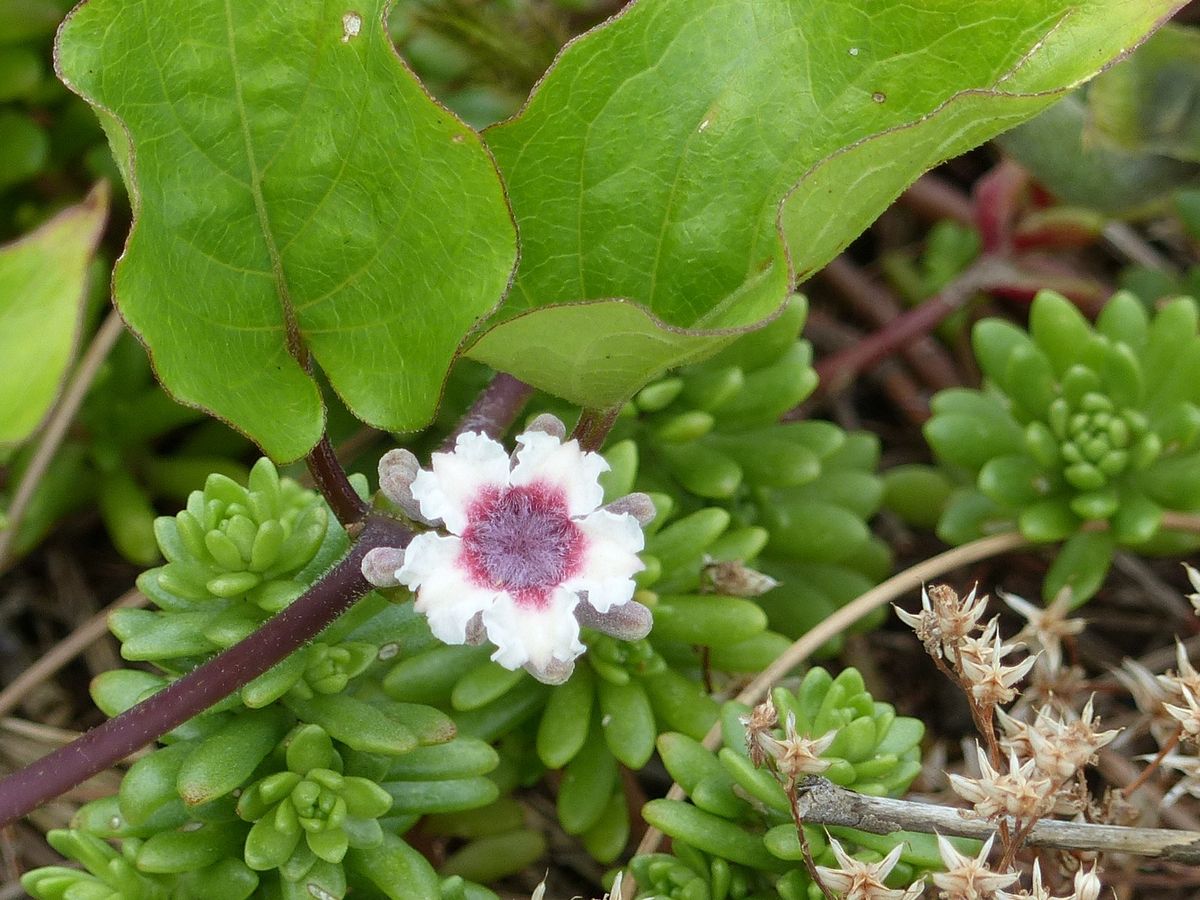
793,776,1200,864
0,588,147,720
440,371,535,451
734,531,1031,709
0,514,411,828
572,406,621,451
1123,727,1183,798
305,432,369,527
788,779,835,900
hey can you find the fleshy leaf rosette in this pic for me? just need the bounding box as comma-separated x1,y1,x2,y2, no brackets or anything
238,725,393,878
114,459,342,671
926,290,1200,603
633,667,928,900
600,301,890,651
364,416,654,684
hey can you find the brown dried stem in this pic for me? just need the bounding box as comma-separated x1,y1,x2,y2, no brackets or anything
793,776,1200,865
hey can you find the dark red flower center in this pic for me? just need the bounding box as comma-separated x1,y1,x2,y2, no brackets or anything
460,483,584,609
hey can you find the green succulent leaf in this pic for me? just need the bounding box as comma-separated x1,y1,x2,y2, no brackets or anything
56,0,516,461
469,0,1180,409
1043,529,1115,606
0,184,107,449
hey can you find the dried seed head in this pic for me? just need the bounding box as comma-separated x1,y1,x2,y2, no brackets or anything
1158,639,1200,709
759,712,836,781
949,745,1054,821
1184,562,1200,616
1019,661,1088,719
931,832,1018,899
815,838,925,900
1157,753,1200,806
1025,698,1119,781
740,701,779,768
999,587,1085,673
896,583,989,659
958,629,1037,710
1114,658,1178,746
996,858,1055,900
1072,864,1102,900
1164,684,1200,741
702,558,779,597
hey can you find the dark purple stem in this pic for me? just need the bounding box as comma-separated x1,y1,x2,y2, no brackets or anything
441,372,535,452
572,406,621,452
306,433,369,527
0,514,412,828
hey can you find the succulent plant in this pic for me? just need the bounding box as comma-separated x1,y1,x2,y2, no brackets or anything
110,459,345,670
632,667,927,899
926,289,1200,602
22,826,267,900
603,298,890,650
237,724,393,877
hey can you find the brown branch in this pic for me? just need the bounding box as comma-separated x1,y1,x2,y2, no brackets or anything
794,777,1200,864
803,308,931,425
899,173,975,226
794,255,1014,412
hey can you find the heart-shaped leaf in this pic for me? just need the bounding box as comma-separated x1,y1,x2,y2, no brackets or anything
57,0,516,461
0,183,107,450
471,0,1182,409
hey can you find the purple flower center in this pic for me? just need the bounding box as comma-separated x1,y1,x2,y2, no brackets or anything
461,483,585,609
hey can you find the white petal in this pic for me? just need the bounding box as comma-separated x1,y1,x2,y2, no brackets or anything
410,432,512,534
482,586,585,673
563,509,645,614
510,430,608,517
398,533,498,644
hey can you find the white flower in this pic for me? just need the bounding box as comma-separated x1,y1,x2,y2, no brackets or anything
364,418,652,683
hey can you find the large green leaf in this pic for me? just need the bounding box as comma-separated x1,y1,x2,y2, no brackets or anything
471,0,1182,408
0,183,107,449
56,0,516,461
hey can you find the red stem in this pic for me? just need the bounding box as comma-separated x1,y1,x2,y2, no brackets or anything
0,515,412,828
818,256,962,392
305,432,369,527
